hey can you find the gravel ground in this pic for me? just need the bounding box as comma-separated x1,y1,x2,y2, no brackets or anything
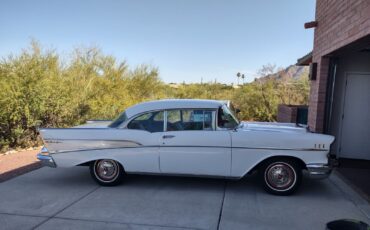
0,149,41,182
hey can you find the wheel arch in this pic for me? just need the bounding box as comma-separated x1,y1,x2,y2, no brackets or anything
77,159,125,172
244,155,307,177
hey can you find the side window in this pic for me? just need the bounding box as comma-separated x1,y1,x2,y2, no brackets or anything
166,109,215,131
127,111,164,132
167,110,181,123
153,111,164,121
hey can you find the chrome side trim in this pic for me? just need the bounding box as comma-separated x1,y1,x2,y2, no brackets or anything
49,145,328,154
51,146,160,154
37,153,57,168
44,139,142,146
45,139,142,154
231,146,327,151
306,163,332,179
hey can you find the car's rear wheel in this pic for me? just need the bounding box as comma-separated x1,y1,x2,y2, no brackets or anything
90,159,124,186
260,159,302,195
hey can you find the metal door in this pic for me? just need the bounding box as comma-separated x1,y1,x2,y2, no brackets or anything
340,73,370,160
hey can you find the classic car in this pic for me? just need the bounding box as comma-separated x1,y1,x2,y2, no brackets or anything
38,99,335,195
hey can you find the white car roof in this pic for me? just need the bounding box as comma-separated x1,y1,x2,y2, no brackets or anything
125,99,224,118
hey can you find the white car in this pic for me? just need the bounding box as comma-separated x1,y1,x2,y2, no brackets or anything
38,99,334,195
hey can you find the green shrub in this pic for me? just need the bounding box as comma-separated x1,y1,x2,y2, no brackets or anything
0,42,162,150
0,42,309,151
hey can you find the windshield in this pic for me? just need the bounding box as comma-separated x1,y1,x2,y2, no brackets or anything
218,105,239,129
108,112,128,128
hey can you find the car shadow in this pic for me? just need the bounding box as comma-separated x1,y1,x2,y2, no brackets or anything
124,173,330,196
31,167,337,197
123,173,227,193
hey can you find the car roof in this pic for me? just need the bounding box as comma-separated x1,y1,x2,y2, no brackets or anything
125,99,224,118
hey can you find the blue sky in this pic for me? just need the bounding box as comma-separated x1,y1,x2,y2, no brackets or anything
0,0,315,84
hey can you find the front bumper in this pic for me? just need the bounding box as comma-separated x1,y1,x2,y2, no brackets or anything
306,163,332,179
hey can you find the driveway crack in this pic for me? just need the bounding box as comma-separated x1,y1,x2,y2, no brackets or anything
216,180,227,230
31,186,100,230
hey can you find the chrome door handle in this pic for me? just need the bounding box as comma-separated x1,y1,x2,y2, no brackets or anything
162,135,175,139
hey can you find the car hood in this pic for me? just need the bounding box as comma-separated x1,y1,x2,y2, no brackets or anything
238,121,308,133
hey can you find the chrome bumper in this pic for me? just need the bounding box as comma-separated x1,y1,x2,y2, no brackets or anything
37,153,57,168
306,164,332,179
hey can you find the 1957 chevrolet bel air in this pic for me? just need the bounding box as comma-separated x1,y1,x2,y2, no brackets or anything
38,99,335,195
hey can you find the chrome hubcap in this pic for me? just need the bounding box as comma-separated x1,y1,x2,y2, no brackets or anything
95,160,118,181
266,163,295,190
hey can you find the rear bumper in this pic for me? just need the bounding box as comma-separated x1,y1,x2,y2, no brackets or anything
37,153,57,168
306,163,332,179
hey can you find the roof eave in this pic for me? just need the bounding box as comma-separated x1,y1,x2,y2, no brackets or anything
296,51,313,66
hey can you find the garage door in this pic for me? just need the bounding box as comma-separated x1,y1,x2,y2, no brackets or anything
339,73,370,160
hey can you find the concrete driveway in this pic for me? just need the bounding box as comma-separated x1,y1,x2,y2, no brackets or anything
0,167,369,230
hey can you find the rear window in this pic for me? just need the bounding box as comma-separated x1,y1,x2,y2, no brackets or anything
108,112,128,128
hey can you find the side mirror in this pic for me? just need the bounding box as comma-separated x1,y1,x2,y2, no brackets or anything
235,109,241,114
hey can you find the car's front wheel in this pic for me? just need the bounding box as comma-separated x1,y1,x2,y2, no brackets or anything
260,159,302,195
90,159,124,186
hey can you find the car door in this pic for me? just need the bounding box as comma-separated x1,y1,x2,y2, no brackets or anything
119,110,164,173
159,109,232,176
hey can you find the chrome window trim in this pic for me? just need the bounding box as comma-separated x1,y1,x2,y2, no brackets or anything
164,110,168,132
120,108,219,132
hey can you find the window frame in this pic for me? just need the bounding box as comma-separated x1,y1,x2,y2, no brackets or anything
164,108,217,132
216,105,239,130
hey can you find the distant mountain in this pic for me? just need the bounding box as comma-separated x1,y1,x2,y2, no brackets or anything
254,65,309,82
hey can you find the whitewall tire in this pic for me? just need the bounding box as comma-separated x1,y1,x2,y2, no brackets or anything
260,159,302,195
90,159,124,186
